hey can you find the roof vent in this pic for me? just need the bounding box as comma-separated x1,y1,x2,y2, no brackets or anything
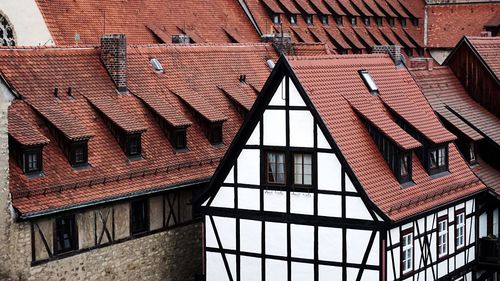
54,87,59,98
359,70,378,95
172,34,190,44
239,74,247,83
150,58,164,73
266,59,275,70
67,87,73,97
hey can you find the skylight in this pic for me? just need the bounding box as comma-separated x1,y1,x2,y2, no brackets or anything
150,58,163,72
359,70,378,94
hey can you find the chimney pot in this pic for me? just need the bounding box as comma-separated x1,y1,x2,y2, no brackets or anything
100,34,127,93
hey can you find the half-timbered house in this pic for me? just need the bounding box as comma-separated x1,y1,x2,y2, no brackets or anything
198,53,487,281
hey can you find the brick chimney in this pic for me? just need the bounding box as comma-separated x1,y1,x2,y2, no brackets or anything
372,45,403,67
262,33,293,55
100,34,127,93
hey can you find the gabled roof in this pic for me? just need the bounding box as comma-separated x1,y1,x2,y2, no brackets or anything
467,36,500,81
0,43,277,217
284,55,483,221
35,0,260,45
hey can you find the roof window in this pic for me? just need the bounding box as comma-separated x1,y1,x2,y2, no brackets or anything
150,58,164,73
359,70,379,94
305,15,313,25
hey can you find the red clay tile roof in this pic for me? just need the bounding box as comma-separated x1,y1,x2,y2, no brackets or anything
277,0,301,14
295,0,317,14
485,10,500,28
473,157,500,195
411,66,500,145
218,83,257,112
350,0,374,17
1,43,277,216
467,36,500,80
8,101,50,146
35,0,261,45
426,3,500,48
309,0,332,15
324,0,347,16
286,54,484,220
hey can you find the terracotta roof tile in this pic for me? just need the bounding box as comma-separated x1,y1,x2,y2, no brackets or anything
324,26,353,49
352,27,376,47
338,27,365,49
8,101,50,146
294,0,317,14
374,0,397,18
473,156,500,195
286,54,484,221
324,0,347,16
350,0,374,17
467,36,500,80
337,0,361,16
218,84,257,111
277,0,301,14
363,0,385,17
309,0,332,15
292,43,332,55
485,10,500,27
385,0,408,18
262,0,285,13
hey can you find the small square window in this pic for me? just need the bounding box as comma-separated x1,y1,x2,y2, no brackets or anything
71,142,88,166
54,215,78,254
131,199,149,235
272,14,280,24
411,18,419,27
363,17,370,26
290,14,297,25
321,15,329,25
293,153,312,186
350,16,357,26
24,148,42,174
335,15,343,26
126,134,142,157
400,18,407,28
359,70,378,93
388,18,395,27
376,17,383,27
266,151,286,184
209,123,223,145
305,15,313,25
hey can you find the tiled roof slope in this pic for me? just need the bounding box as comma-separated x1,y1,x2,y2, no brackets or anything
1,44,277,216
245,0,424,54
473,157,500,194
467,36,500,80
286,55,485,221
35,0,260,45
426,3,500,48
411,67,500,146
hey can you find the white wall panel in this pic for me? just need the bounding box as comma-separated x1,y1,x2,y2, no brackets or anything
291,224,314,259
206,216,218,248
224,167,234,184
494,208,499,236
238,149,260,185
269,79,285,106
318,265,342,281
449,227,455,254
265,222,287,256
318,227,342,262
426,214,436,232
479,212,487,238
448,255,455,273
246,122,260,145
206,252,235,281
213,216,236,250
361,270,379,281
317,126,331,149
238,188,260,210
289,78,306,107
466,199,474,215
367,232,379,266
345,196,373,221
290,192,314,215
448,207,455,222
390,228,400,245
426,267,434,281
263,109,286,146
317,153,342,191
264,190,286,213
240,219,261,254
345,174,357,193
210,187,234,208
291,262,314,281
347,267,359,281
346,229,372,264
290,110,314,147
240,256,262,281
468,217,475,245
437,260,447,278
466,246,475,263
387,249,395,281
318,194,342,217
266,259,287,281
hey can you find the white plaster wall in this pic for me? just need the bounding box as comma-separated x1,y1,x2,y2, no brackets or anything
291,262,313,281
263,109,286,146
317,152,341,191
263,190,286,212
319,265,342,281
210,186,234,208
246,122,260,145
316,126,330,149
346,229,372,264
265,259,287,281
345,196,373,221
238,187,260,210
289,110,314,148
238,149,260,185
240,219,261,253
0,0,54,46
288,78,306,107
265,222,287,256
291,224,314,259
290,192,314,215
318,227,342,262
223,167,234,184
269,79,285,106
240,256,261,281
318,194,342,217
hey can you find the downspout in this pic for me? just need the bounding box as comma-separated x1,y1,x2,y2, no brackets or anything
238,0,263,36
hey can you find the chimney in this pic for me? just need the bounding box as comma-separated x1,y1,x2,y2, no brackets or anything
262,33,293,55
100,34,127,93
372,45,403,67
172,34,191,44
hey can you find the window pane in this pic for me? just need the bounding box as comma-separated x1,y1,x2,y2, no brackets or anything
429,150,437,168
267,152,285,184
293,153,312,186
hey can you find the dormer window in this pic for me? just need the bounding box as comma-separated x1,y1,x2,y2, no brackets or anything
321,15,329,25
398,153,412,184
335,15,343,26
25,148,42,174
428,145,448,175
411,18,419,27
468,142,476,164
376,17,383,27
388,18,395,27
126,134,142,158
400,18,407,28
305,15,313,25
363,17,370,26
289,14,297,25
209,123,223,145
272,14,280,24
173,128,187,150
70,141,88,167
350,16,357,26
359,70,378,95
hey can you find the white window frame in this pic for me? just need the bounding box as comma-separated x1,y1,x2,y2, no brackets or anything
456,212,465,249
437,218,448,258
402,231,413,274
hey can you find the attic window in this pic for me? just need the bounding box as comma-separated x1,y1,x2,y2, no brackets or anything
272,14,280,24
468,142,476,164
400,18,407,28
70,141,88,167
411,18,419,27
172,128,187,150
305,15,313,25
363,17,370,26
0,13,16,46
376,17,383,27
428,145,448,175
24,147,42,174
321,15,329,25
359,70,378,94
150,58,163,73
125,134,142,158
209,123,223,145
350,16,357,26
388,17,395,27
289,14,297,25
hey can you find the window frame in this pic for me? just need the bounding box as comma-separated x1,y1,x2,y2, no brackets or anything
265,150,287,186
350,16,357,26
130,199,150,235
411,18,419,27
468,142,476,164
70,141,88,167
437,215,449,259
53,215,78,255
292,152,313,187
376,17,383,27
289,14,297,25
321,14,329,25
272,13,280,25
305,14,313,25
209,122,223,145
455,209,466,251
23,146,43,174
335,15,343,26
428,145,448,175
173,128,188,150
387,17,395,27
363,17,370,26
401,228,414,276
400,18,407,28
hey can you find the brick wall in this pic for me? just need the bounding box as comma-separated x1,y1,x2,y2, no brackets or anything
100,34,127,93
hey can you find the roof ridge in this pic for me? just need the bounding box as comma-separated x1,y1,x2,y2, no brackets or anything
286,54,390,61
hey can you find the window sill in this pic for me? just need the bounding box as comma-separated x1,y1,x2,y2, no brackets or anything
72,163,92,171
430,170,450,179
26,172,44,180
127,155,144,161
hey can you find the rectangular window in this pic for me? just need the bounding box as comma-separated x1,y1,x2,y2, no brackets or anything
130,199,149,235
400,155,408,176
24,148,42,174
321,15,329,25
411,18,419,26
363,17,370,26
429,146,447,172
272,14,280,24
401,230,413,274
54,215,77,254
388,17,395,27
335,15,343,26
28,152,38,171
306,15,313,25
209,123,223,145
266,151,286,184
70,142,88,166
437,217,448,258
376,17,383,27
129,137,140,155
469,143,476,163
175,129,187,150
456,211,465,250
350,16,357,26
290,14,297,25
359,69,378,93
400,18,407,28
294,153,312,186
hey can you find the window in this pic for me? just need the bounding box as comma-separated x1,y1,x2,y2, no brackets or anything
0,13,16,46
321,15,329,25
352,49,362,54
54,215,78,254
24,148,42,174
388,17,395,27
363,17,370,26
209,123,223,145
429,146,447,174
400,18,407,28
405,48,412,57
411,18,419,27
437,217,448,258
127,134,141,157
293,153,312,186
70,142,88,166
350,16,357,26
150,58,163,73
290,14,297,25
335,15,343,26
130,199,149,235
376,17,383,27
359,70,378,94
456,211,465,250
469,143,476,163
272,14,280,24
400,154,409,177
305,15,313,25
266,151,285,184
401,230,413,275
173,128,187,150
